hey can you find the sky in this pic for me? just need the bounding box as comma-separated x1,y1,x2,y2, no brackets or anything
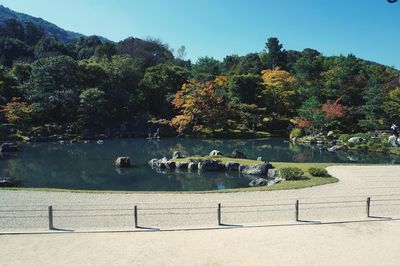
1,0,400,67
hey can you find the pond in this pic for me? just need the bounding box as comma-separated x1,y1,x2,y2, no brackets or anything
1,138,400,191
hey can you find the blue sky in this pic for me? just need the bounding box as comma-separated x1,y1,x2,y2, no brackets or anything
1,0,400,67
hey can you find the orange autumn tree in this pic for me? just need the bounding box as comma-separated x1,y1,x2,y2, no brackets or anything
170,80,236,134
1,97,34,128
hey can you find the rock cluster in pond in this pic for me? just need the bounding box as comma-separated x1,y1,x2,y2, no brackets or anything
148,150,281,187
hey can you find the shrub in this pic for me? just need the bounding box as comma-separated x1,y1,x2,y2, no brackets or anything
289,128,302,139
279,167,304,180
308,167,330,177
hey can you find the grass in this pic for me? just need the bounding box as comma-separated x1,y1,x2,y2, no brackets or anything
0,158,339,194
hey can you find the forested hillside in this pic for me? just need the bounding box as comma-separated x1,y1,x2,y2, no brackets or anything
0,6,399,139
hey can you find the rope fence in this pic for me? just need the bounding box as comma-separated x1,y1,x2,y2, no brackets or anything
1,197,400,231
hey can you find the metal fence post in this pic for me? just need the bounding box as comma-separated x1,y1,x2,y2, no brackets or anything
295,200,299,221
366,197,371,217
134,205,138,228
218,203,222,225
48,205,54,230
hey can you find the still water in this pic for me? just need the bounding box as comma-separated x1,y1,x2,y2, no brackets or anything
1,138,399,191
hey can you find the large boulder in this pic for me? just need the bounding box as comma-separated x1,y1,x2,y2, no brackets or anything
239,163,273,176
198,160,225,171
225,162,240,171
114,157,132,167
176,162,189,170
231,150,247,159
348,137,367,144
188,162,198,171
166,161,176,170
0,142,19,153
209,150,223,156
172,151,185,159
388,135,398,147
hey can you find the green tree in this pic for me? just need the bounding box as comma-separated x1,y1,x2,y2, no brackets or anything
140,63,190,116
298,96,325,135
384,88,400,122
264,37,286,70
78,88,109,130
192,56,221,82
28,56,79,123
228,74,261,104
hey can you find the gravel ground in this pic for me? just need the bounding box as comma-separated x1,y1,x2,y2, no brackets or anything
1,165,400,232
1,220,400,266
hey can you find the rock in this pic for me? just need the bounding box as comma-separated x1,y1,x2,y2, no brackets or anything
148,157,169,169
267,168,277,179
348,137,367,144
249,178,268,187
188,162,198,171
267,178,282,186
231,150,247,159
209,150,223,156
0,177,18,187
327,145,341,152
114,157,132,167
148,158,158,168
388,135,398,147
225,162,240,171
257,157,263,161
198,160,225,171
172,151,184,159
176,162,189,169
0,142,19,153
239,162,273,176
166,161,176,170
327,131,334,137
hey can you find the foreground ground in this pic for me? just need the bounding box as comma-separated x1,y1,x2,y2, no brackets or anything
1,220,399,266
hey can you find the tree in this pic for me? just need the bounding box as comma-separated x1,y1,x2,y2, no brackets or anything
176,45,187,60
0,37,31,67
261,68,297,115
192,56,221,82
28,56,79,123
228,74,261,104
359,81,385,129
171,81,236,134
116,37,173,68
322,98,346,129
94,43,117,59
78,88,109,130
264,37,286,70
140,63,190,116
34,37,70,59
384,87,400,122
235,53,264,75
1,97,33,128
297,96,325,135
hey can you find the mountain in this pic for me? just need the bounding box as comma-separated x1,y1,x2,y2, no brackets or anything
0,5,84,42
